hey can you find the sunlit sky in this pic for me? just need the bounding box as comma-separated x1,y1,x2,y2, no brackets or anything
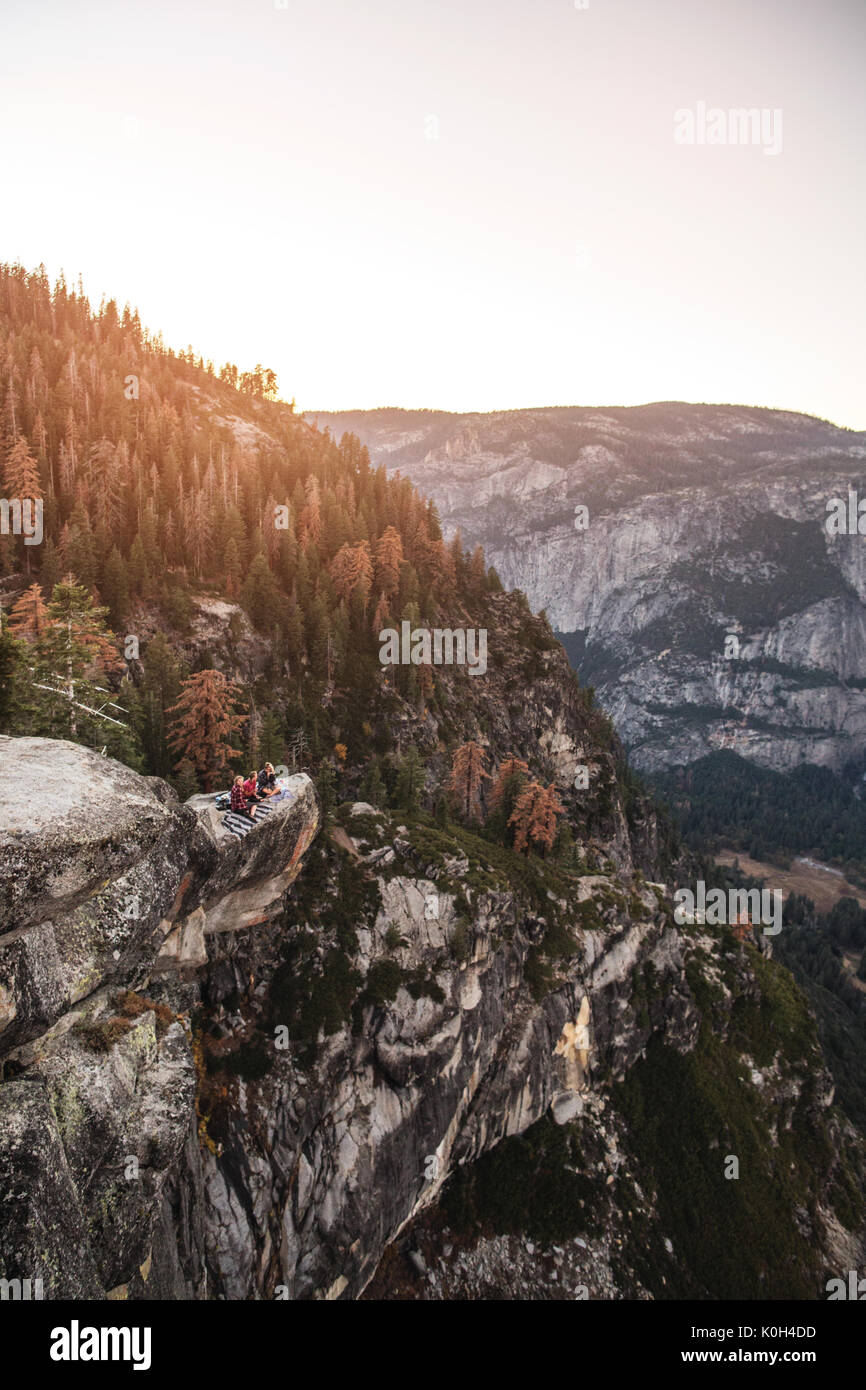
2,0,864,426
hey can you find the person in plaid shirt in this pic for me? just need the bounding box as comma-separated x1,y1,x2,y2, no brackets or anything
230,775,257,821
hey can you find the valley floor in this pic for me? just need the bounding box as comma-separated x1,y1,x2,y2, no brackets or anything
713,850,866,914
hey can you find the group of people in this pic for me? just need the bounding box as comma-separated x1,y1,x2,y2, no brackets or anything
229,763,281,822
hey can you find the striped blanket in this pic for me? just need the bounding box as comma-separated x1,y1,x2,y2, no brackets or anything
221,787,295,840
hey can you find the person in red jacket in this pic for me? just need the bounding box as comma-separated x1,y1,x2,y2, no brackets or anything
242,771,263,804
230,775,257,821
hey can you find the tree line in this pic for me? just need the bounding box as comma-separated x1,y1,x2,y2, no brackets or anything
0,262,526,824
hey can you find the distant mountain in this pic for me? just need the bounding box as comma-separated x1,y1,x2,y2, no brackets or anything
308,404,866,775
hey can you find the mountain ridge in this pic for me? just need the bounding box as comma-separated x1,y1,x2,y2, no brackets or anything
309,402,866,778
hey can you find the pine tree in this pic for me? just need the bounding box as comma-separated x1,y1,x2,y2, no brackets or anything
300,476,322,548
468,544,486,596
224,536,242,598
315,759,336,826
330,540,373,604
9,583,49,639
448,531,465,589
0,611,29,732
447,740,489,823
167,669,247,791
417,660,434,712
39,537,62,596
398,560,420,612
361,759,387,808
305,594,329,680
394,746,426,814
241,553,282,630
489,754,530,815
173,758,200,800
3,437,43,573
284,598,304,675
162,578,193,632
102,545,129,628
508,781,565,856
288,726,311,771
65,504,97,588
374,525,403,598
127,533,150,598
432,540,457,604
371,590,391,638
257,709,286,767
138,631,184,776
31,575,137,760
4,436,42,501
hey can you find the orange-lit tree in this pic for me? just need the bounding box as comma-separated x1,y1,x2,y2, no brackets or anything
8,582,49,639
508,780,565,856
168,669,247,791
448,740,489,823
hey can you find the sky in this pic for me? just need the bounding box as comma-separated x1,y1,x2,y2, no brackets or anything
2,0,864,427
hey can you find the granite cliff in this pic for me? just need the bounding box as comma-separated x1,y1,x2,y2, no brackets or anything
308,403,866,774
1,622,863,1301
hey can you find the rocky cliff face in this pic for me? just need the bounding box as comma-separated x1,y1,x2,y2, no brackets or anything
2,644,863,1299
0,738,318,1299
124,603,686,1302
309,404,866,774
160,817,681,1301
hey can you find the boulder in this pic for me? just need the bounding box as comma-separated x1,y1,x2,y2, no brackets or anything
0,738,194,1054
0,736,184,934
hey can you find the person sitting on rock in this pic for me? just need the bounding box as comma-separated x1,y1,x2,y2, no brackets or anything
257,762,279,798
242,770,263,804
230,775,257,821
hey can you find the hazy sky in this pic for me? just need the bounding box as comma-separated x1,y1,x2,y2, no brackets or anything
2,0,864,426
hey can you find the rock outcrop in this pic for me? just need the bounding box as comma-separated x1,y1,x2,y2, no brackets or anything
0,738,318,1298
0,737,193,1053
